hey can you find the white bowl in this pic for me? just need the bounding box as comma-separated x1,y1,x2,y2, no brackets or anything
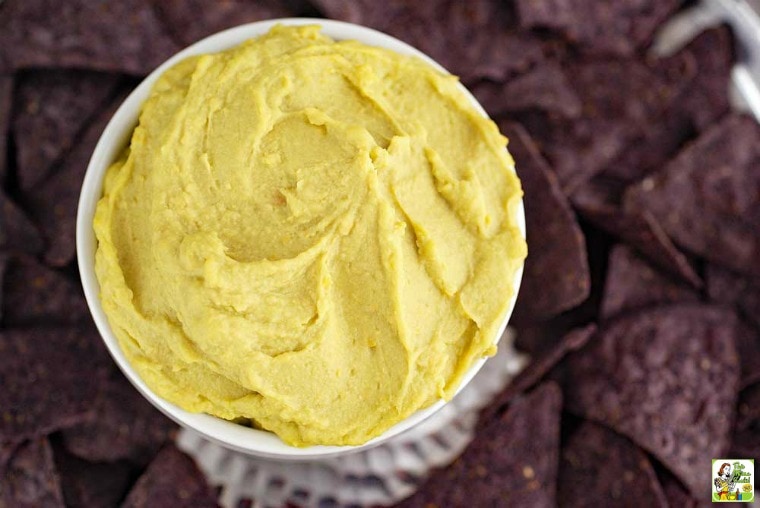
76,18,526,460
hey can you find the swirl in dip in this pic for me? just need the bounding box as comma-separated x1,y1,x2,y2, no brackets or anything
94,25,526,446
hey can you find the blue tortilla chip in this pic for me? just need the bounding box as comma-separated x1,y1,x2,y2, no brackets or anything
572,199,701,288
121,445,218,508
515,0,681,56
2,255,89,325
598,27,733,186
154,0,305,46
670,26,735,133
311,0,545,83
26,88,129,266
483,325,595,422
472,62,581,119
0,325,110,442
0,191,44,256
517,57,682,193
558,420,668,508
12,70,122,190
564,304,739,495
624,114,760,279
61,370,177,466
1,438,64,508
501,121,590,322
399,383,562,508
0,75,12,183
52,444,136,508
601,245,699,320
0,0,179,75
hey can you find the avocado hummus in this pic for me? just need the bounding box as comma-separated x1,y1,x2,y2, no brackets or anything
94,25,526,446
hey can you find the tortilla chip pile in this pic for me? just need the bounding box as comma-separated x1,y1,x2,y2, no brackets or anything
1,1,758,507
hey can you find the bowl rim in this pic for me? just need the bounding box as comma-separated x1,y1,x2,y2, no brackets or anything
76,17,526,460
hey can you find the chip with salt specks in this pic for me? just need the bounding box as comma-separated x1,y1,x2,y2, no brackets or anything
500,121,590,322
398,383,562,508
564,304,740,495
625,114,760,279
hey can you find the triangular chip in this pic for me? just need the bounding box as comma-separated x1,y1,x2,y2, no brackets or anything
483,324,595,422
61,370,177,466
1,438,64,507
558,420,668,508
573,200,701,288
564,304,739,495
517,55,683,193
0,0,179,75
154,0,303,46
12,70,122,190
0,191,44,256
2,255,89,325
53,445,136,508
311,0,545,83
398,383,562,508
515,0,681,56
26,88,129,266
601,245,699,320
0,325,110,442
598,27,732,185
501,122,590,322
624,114,760,279
121,445,218,508
473,62,581,119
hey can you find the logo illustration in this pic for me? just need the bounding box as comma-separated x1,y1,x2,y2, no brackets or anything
712,459,754,502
